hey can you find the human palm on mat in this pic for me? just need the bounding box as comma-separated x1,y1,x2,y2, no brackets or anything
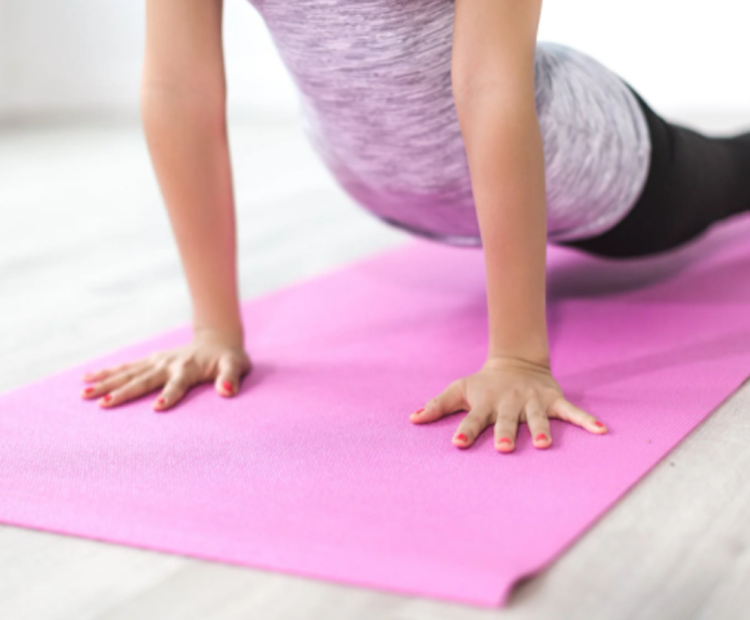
79,0,750,452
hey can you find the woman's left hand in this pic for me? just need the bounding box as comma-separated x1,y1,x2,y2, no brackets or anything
410,356,607,452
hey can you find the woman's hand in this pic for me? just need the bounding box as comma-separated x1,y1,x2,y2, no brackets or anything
79,328,252,411
410,356,607,452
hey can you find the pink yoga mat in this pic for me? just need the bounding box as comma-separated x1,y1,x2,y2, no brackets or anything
3,214,750,607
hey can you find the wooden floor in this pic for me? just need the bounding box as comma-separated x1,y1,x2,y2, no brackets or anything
2,111,750,620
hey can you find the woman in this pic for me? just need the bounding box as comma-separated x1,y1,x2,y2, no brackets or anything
80,0,750,452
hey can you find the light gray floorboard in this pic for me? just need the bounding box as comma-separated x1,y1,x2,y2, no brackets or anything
1,112,750,620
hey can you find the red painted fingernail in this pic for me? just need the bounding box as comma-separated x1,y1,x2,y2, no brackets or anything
156,397,165,406
222,381,233,392
102,394,112,402
498,437,512,445
594,421,605,428
83,387,95,394
455,433,468,442
412,407,424,415
535,433,548,442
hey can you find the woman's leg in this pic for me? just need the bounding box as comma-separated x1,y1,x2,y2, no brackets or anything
557,83,750,259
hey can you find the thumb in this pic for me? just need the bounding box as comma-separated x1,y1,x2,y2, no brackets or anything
215,353,249,397
411,379,468,423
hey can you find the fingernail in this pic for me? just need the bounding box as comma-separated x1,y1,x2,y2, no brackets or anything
594,421,605,428
497,437,512,445
156,397,165,406
101,394,112,404
222,381,233,393
83,387,95,395
535,433,548,442
455,433,468,442
412,407,424,415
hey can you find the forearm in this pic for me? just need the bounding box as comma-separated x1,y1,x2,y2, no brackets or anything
456,92,549,367
141,89,243,343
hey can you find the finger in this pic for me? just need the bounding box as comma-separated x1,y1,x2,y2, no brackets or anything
82,361,143,384
153,372,193,411
100,369,167,409
453,406,493,448
550,397,608,434
525,395,552,449
410,379,467,424
215,354,247,397
83,367,145,401
494,399,522,453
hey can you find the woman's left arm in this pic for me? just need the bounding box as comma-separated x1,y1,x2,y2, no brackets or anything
454,0,548,366
410,0,608,451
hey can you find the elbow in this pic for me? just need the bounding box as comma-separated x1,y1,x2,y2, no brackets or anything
452,68,502,105
451,60,536,112
451,73,537,129
140,73,226,111
139,78,227,134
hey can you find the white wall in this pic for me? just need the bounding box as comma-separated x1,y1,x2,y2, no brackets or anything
0,0,749,122
0,0,10,117
538,0,750,112
0,0,297,121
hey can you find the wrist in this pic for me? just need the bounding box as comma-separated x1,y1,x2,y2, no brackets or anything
488,338,549,369
486,312,550,371
484,354,551,372
487,341,550,369
193,322,245,348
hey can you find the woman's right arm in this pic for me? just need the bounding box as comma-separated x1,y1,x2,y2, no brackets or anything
141,0,242,343
79,0,252,410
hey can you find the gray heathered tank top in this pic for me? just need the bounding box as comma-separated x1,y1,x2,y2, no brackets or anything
247,0,651,245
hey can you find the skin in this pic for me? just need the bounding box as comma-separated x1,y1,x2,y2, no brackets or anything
81,0,608,449
81,0,250,410
411,0,608,451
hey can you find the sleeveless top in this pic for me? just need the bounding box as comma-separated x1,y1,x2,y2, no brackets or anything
247,0,651,245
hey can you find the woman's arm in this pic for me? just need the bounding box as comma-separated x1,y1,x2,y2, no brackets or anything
79,0,252,411
411,0,607,450
451,0,548,367
141,0,243,345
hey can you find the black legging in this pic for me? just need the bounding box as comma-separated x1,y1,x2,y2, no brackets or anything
556,82,750,259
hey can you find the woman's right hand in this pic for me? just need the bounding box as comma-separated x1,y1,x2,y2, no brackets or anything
79,328,252,411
